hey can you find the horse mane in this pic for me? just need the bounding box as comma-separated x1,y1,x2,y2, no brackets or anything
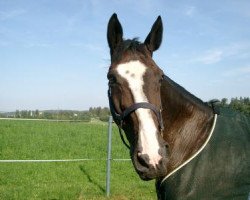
162,75,213,112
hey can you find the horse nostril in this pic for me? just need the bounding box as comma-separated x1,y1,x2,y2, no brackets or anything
137,152,150,168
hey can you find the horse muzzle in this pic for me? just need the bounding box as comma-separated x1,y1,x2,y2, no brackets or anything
131,143,169,180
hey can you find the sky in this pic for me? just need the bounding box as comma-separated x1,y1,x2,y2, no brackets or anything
0,0,250,112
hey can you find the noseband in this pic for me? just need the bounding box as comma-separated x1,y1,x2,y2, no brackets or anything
108,88,164,149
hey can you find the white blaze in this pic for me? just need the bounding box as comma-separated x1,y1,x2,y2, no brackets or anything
117,60,161,167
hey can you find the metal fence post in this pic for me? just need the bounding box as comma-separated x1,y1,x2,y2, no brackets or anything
106,116,113,197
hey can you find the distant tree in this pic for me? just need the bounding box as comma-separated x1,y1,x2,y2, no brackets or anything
89,107,94,115
20,110,28,118
43,112,53,119
79,111,91,122
12,107,111,121
243,97,250,105
99,115,110,122
35,110,39,118
15,110,20,118
227,97,250,115
28,110,33,118
221,98,228,106
96,107,101,116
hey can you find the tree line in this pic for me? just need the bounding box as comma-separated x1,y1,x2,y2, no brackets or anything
0,97,249,121
220,97,250,115
1,107,110,122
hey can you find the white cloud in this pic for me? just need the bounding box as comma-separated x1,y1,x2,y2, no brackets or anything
197,50,223,64
190,42,250,65
24,42,53,48
185,6,196,17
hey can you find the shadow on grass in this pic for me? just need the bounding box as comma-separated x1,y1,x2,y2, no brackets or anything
79,165,105,194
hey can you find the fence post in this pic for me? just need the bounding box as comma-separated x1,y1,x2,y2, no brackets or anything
106,116,113,197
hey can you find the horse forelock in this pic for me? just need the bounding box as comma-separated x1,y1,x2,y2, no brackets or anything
111,38,150,63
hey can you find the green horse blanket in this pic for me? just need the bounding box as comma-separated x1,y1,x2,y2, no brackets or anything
157,108,250,200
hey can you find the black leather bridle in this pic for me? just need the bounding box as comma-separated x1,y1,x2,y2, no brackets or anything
108,88,164,149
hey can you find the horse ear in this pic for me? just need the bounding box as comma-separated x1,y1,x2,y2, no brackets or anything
144,16,163,54
107,13,123,56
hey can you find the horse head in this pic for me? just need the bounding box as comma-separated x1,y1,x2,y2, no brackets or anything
107,13,168,180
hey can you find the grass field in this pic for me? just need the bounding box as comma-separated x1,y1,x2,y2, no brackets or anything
0,119,156,200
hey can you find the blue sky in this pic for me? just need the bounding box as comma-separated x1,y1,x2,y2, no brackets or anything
0,0,249,111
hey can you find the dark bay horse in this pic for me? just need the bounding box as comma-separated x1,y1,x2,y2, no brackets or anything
107,13,250,199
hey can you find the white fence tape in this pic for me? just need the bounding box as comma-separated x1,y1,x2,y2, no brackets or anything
0,159,131,163
0,118,84,122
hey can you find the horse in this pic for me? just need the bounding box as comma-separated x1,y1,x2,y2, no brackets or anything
106,13,250,199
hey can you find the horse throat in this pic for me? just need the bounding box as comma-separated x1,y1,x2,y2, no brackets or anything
160,76,215,173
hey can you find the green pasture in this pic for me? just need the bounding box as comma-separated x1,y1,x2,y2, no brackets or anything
0,119,156,199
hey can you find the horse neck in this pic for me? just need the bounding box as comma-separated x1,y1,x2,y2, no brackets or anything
160,76,214,171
